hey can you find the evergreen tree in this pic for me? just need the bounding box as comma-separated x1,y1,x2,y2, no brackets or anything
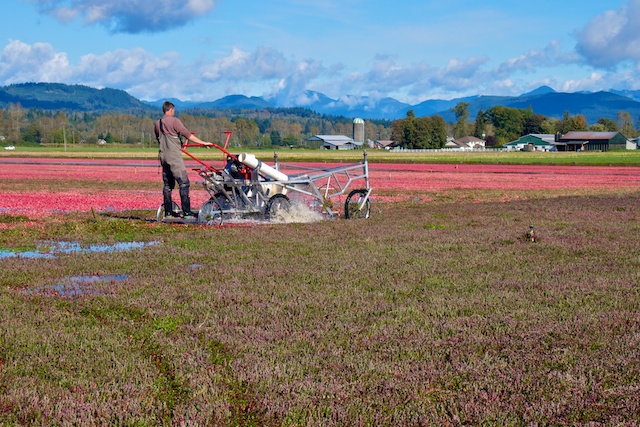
270,130,282,146
451,102,470,138
473,109,486,139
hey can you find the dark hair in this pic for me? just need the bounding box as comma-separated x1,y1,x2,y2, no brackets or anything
162,101,175,113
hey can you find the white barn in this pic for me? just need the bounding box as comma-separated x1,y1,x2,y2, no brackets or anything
307,135,361,150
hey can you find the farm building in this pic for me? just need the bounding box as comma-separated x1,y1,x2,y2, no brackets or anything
505,134,556,151
307,135,362,150
449,136,486,150
373,139,396,149
554,131,630,151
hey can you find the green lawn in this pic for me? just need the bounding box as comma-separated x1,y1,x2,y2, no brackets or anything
3,145,640,166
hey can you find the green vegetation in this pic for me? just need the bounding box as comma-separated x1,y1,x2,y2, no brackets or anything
0,83,151,112
3,145,640,166
390,110,447,149
0,103,392,150
1,187,640,425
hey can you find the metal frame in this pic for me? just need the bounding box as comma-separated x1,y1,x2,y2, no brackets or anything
179,132,372,223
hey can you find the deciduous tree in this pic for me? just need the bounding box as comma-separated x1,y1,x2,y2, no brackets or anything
391,110,446,149
485,106,525,143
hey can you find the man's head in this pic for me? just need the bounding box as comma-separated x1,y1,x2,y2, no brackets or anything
162,101,175,115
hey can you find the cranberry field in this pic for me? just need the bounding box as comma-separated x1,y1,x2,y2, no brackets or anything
1,155,640,426
2,157,640,217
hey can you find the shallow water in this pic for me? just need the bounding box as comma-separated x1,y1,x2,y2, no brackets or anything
0,240,158,259
25,274,129,297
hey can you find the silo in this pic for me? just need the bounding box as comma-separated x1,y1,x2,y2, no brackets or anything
353,118,365,144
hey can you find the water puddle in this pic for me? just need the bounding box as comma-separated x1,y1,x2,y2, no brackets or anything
0,240,158,259
25,274,129,297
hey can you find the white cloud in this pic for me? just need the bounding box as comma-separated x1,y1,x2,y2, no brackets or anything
269,59,327,107
29,0,216,33
0,40,71,83
200,47,288,81
75,49,179,87
561,72,607,92
2,26,640,108
575,0,640,68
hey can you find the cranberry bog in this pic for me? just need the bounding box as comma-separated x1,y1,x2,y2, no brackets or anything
1,154,640,425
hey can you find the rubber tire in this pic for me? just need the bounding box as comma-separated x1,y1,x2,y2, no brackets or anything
344,189,370,219
157,201,182,222
198,198,224,225
266,194,291,220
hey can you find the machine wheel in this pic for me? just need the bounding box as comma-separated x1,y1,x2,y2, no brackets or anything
198,198,224,225
214,192,233,211
156,202,182,222
266,194,291,220
344,189,370,219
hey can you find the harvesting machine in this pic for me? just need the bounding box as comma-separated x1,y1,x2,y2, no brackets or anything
158,131,372,225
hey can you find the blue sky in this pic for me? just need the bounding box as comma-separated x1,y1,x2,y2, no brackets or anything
1,0,637,106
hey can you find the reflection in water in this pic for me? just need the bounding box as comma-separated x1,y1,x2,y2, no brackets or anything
25,274,130,297
0,240,158,259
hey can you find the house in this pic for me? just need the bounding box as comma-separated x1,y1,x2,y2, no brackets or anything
554,131,629,151
453,136,486,150
505,134,556,151
307,135,361,150
373,139,396,150
444,137,462,149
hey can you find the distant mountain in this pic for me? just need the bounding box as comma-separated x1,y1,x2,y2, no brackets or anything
610,89,640,102
4,82,640,124
147,94,271,111
500,91,640,120
432,90,640,123
289,92,411,120
198,94,271,109
520,85,556,97
145,98,201,109
0,82,152,112
260,90,410,120
405,95,480,117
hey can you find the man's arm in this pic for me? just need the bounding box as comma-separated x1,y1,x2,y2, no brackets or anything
187,133,213,146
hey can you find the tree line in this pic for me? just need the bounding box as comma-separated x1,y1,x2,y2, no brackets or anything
0,104,392,149
457,102,636,145
1,102,637,149
389,103,638,149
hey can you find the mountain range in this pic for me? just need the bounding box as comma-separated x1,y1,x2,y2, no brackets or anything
3,82,640,124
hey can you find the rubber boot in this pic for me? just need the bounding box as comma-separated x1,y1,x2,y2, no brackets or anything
179,185,194,218
163,188,174,217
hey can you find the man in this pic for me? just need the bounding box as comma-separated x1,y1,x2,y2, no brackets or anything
154,101,212,219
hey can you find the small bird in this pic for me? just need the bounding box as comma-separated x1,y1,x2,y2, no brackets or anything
526,223,536,242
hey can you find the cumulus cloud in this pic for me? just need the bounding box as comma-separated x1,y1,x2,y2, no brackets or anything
5,24,640,109
0,40,72,83
28,0,215,33
269,59,327,107
493,42,566,77
200,47,289,81
329,55,429,101
327,55,488,102
427,56,488,92
74,48,180,88
0,39,337,102
575,0,640,68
